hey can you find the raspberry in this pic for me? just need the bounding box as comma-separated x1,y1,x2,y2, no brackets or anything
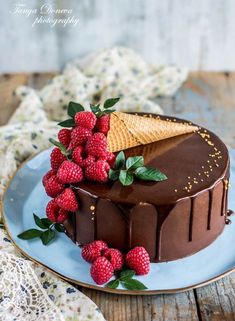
46,199,69,223
50,148,67,172
90,257,114,285
96,115,110,134
126,246,150,275
72,146,84,165
79,155,95,168
42,169,54,187
58,128,71,148
55,188,78,212
44,174,65,198
57,160,83,184
68,127,92,149
81,240,108,263
86,133,108,157
99,151,116,167
103,248,124,271
75,111,97,130
85,160,109,183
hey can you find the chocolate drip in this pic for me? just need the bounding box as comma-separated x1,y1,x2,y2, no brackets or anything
225,218,232,225
189,198,195,242
154,204,175,261
115,203,134,249
207,189,213,230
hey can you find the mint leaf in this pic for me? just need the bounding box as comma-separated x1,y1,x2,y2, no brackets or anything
106,279,119,289
49,138,70,157
109,169,119,181
135,167,167,181
119,170,134,186
58,118,75,128
33,213,48,229
119,269,135,281
54,224,65,233
40,229,56,245
121,279,147,290
68,101,84,117
126,156,144,170
115,151,125,170
40,218,52,228
90,104,101,114
18,229,42,240
104,98,120,109
103,109,115,114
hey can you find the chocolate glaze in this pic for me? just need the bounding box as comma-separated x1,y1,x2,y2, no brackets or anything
63,115,230,262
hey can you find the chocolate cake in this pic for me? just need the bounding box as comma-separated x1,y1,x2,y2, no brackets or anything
63,115,230,263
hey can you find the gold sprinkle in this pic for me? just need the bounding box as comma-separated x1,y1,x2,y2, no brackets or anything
91,217,95,221
202,166,204,169
198,173,201,176
90,205,95,211
215,164,219,167
174,189,178,192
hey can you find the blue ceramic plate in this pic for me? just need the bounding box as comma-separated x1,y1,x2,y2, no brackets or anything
2,148,235,295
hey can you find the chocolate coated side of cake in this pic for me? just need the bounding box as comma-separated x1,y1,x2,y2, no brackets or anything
63,115,230,262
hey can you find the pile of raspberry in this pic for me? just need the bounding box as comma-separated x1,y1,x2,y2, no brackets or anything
81,240,150,285
42,112,116,224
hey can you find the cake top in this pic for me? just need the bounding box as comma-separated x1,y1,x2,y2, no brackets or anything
76,115,229,205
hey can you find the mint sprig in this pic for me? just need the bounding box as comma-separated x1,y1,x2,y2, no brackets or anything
18,213,64,245
90,98,120,118
49,138,71,157
109,152,167,186
106,268,147,290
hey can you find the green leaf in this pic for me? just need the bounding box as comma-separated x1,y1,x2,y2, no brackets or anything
90,104,100,114
106,279,119,289
126,156,144,170
68,101,84,117
119,170,134,186
121,279,147,290
49,138,70,157
33,213,48,229
40,229,56,245
104,97,120,109
135,167,167,181
54,224,65,233
109,169,119,181
104,109,116,114
40,218,52,228
18,229,42,240
58,118,76,128
119,269,135,281
114,151,125,170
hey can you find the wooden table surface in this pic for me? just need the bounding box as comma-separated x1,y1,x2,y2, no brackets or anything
1,72,235,321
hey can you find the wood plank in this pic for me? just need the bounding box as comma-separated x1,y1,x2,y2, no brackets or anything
195,273,235,321
82,289,199,321
0,72,55,125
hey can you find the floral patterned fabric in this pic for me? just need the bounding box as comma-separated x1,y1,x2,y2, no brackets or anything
0,47,188,320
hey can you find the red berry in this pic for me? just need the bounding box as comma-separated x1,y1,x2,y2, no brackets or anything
50,148,67,172
82,240,108,263
57,160,83,184
86,133,108,157
85,160,109,183
90,257,114,285
55,188,78,212
58,128,71,148
44,175,65,197
100,151,116,167
96,115,110,134
126,247,150,275
42,169,54,187
81,155,95,168
46,199,69,223
69,127,92,149
72,146,84,165
75,111,97,130
103,248,124,271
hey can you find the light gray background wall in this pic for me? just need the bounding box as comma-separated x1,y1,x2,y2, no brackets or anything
1,0,235,72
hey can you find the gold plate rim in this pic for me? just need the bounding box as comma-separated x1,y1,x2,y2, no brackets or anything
1,149,235,295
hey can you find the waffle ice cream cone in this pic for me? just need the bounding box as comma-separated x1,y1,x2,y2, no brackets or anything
107,112,198,152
